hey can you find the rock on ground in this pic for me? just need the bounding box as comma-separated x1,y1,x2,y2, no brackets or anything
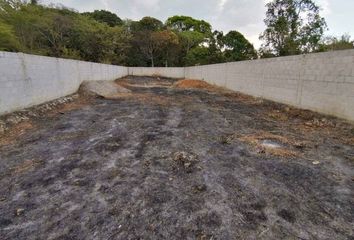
79,80,131,98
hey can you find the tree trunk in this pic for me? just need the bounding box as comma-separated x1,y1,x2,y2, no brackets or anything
151,56,154,67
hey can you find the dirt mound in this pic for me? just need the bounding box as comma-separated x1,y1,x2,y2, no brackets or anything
174,79,216,90
79,80,131,99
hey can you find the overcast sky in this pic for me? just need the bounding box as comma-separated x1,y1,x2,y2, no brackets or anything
41,0,354,48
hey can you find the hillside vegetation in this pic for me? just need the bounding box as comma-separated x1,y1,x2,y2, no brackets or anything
0,0,353,67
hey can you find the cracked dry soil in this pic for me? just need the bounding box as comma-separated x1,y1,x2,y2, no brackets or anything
0,76,353,240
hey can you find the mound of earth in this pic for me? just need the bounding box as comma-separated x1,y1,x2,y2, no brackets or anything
173,79,215,90
79,80,131,98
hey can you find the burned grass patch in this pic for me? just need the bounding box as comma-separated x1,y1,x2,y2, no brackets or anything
0,76,353,239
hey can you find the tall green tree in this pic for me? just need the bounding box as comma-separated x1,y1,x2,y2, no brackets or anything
132,30,178,67
260,0,327,56
206,30,225,64
223,31,257,61
136,16,163,31
166,16,212,34
83,10,122,27
185,46,210,66
166,16,213,66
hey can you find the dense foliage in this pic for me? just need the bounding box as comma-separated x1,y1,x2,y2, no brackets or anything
0,0,352,66
0,0,257,66
260,0,328,57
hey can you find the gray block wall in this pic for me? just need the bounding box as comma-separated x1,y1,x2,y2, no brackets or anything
0,52,128,114
185,50,354,121
1,50,354,121
128,67,185,79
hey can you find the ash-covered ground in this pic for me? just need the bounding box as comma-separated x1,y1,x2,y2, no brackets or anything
0,76,353,240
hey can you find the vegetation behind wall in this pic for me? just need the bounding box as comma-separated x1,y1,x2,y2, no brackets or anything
0,0,353,67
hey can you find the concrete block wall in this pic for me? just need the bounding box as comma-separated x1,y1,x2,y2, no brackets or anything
128,67,185,79
0,51,128,114
1,50,354,121
185,50,354,121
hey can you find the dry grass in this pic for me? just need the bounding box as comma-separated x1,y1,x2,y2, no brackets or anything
49,98,90,116
116,78,172,89
174,79,222,91
266,110,289,121
257,145,299,158
0,121,35,147
11,159,40,175
223,92,264,105
0,97,89,147
235,131,302,158
239,132,291,145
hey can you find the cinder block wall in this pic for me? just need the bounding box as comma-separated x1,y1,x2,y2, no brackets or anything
1,50,354,121
185,50,354,121
0,52,128,114
128,67,185,79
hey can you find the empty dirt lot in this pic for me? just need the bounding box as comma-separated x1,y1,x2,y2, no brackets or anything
0,76,353,240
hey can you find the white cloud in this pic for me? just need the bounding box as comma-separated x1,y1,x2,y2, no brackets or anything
100,0,109,10
316,0,331,16
218,0,229,12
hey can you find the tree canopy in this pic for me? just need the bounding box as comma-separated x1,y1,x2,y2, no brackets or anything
166,16,212,35
83,10,123,27
260,0,327,56
223,31,257,61
0,0,349,66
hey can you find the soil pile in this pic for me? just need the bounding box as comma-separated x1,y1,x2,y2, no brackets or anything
174,79,216,91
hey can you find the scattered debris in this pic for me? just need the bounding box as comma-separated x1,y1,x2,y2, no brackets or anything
172,151,198,172
192,184,207,193
15,208,25,216
143,160,151,168
0,120,6,134
0,95,77,136
304,118,335,128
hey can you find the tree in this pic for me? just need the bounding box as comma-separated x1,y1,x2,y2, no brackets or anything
207,30,226,63
166,16,212,34
0,21,20,51
132,30,178,67
319,34,354,52
166,16,213,66
0,0,261,67
136,16,163,31
185,46,210,66
260,0,327,56
223,31,257,61
83,10,122,27
0,1,48,54
178,31,205,54
157,30,179,67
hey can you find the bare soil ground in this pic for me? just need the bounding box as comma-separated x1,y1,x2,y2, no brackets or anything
0,76,353,240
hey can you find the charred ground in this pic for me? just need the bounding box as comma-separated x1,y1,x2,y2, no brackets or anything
0,76,353,239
